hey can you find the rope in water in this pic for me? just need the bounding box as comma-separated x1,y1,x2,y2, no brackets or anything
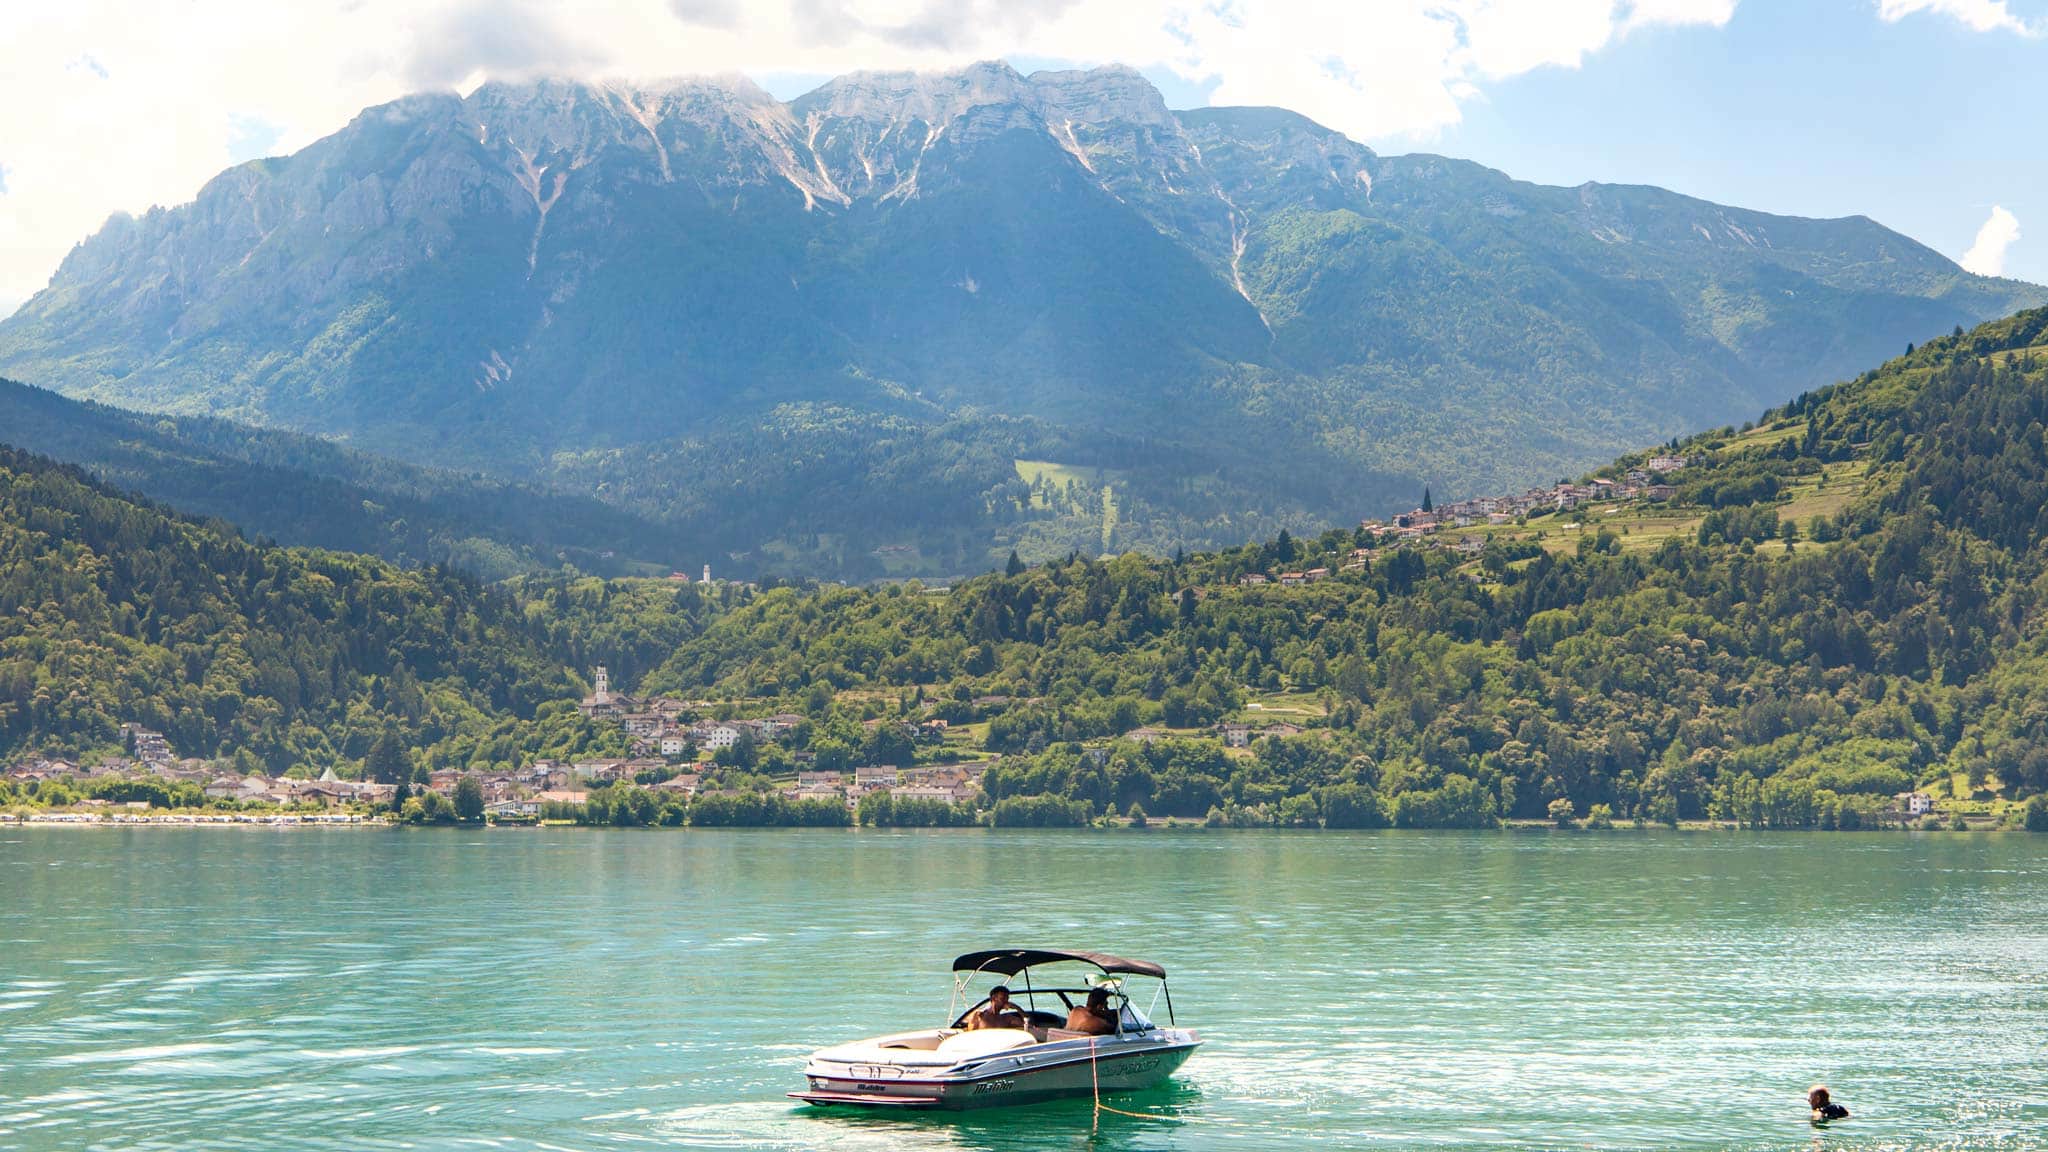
1089,1037,1171,1123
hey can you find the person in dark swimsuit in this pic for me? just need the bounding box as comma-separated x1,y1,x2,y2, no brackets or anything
1809,1086,1850,1122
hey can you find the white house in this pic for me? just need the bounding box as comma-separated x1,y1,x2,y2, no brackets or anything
891,784,961,804
1896,791,1934,816
703,725,744,751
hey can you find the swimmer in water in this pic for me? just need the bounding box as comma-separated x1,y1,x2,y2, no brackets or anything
1809,1086,1850,1123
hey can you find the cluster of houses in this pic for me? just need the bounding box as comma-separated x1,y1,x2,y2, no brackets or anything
441,756,988,817
575,666,949,761
785,762,987,807
432,759,684,819
1361,457,1691,543
9,722,192,779
573,666,814,757
1118,719,1312,746
1236,568,1332,588
1234,460,1697,588
3,749,397,810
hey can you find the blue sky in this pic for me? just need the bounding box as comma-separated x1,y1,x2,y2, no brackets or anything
1429,1,2044,283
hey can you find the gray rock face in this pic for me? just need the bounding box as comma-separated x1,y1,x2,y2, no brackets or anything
0,62,2039,497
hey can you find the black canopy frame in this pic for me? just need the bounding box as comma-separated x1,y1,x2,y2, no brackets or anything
951,948,1167,979
949,948,1176,1026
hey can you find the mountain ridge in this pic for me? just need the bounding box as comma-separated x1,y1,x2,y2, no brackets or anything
1,62,2039,576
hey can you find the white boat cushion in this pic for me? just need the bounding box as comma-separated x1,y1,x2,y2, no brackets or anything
934,1029,1037,1059
812,1041,958,1067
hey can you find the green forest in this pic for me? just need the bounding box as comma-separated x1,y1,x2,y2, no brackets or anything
8,307,2048,829
0,378,1384,582
0,377,682,580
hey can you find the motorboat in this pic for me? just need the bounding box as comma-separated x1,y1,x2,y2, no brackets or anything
790,947,1201,1110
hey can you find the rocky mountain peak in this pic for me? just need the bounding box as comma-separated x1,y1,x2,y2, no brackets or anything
790,59,1031,125
1029,64,1175,128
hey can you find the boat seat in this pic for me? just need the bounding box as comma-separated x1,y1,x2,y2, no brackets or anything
1044,1028,1098,1042
934,1028,1037,1059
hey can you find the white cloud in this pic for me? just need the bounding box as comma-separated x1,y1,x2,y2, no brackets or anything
1877,0,2037,34
1961,205,2021,276
0,0,1739,313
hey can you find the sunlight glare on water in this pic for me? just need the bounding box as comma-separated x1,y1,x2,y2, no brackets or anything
0,827,2044,1151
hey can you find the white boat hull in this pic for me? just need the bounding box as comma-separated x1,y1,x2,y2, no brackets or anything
792,1029,1200,1110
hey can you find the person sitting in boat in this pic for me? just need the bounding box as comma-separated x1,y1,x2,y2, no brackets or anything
1808,1086,1850,1122
1064,988,1117,1036
965,985,1028,1031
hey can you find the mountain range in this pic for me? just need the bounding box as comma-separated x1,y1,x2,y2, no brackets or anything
1,61,2040,578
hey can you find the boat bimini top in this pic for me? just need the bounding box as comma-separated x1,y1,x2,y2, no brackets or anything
952,948,1168,979
950,947,1179,1029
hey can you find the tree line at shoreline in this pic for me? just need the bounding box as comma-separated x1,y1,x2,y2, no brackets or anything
10,771,2046,832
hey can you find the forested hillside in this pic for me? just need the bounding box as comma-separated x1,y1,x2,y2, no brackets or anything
0,377,684,579
617,307,2048,824
0,446,644,771
9,307,2048,828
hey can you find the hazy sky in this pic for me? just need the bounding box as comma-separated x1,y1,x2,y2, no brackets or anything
1,0,2042,316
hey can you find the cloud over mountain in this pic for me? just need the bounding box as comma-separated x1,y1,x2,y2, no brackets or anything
1963,206,2022,277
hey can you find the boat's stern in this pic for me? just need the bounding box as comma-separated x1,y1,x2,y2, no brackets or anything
791,1029,969,1108
794,1056,943,1107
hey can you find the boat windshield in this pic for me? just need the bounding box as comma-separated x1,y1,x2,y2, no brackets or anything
950,961,1163,1033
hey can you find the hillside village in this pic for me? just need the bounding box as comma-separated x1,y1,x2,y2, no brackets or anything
1232,457,1690,586
3,661,1345,823
1369,456,1688,537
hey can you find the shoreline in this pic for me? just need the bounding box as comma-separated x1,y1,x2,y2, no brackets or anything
2,812,2023,833
2,812,380,827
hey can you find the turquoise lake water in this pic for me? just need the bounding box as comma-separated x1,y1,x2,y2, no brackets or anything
1,827,2044,1150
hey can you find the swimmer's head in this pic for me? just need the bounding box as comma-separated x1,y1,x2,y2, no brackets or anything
1808,1086,1831,1109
